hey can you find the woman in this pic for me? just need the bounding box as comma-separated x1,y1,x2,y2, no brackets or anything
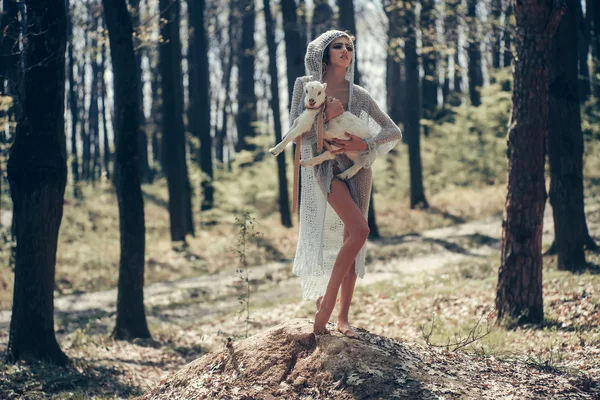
290,30,402,336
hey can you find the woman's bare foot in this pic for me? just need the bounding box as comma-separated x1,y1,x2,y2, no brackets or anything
314,300,333,335
336,320,359,338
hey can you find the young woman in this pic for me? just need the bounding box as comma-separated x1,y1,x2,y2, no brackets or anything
290,30,402,336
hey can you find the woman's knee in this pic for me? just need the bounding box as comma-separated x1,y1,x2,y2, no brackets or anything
351,220,369,243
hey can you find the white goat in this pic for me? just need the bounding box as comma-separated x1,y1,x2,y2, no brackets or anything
269,81,370,180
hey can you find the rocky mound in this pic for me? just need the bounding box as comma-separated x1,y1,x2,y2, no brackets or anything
139,319,595,399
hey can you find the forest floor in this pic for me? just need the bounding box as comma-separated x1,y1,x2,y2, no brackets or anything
1,189,600,399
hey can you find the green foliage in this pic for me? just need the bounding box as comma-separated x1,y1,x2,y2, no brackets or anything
424,68,512,192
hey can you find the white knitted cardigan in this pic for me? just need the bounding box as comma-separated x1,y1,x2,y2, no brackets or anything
291,30,402,300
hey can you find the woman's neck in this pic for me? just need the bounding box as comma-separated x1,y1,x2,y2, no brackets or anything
323,65,347,87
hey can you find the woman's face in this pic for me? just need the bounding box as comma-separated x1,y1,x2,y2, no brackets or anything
327,37,353,69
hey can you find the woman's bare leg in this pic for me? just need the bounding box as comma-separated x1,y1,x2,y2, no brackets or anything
314,178,369,334
337,231,359,337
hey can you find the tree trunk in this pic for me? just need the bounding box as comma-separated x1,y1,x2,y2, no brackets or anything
216,3,236,165
404,0,428,209
128,0,152,183
467,0,483,106
491,0,502,69
102,0,151,340
549,0,596,272
6,0,69,365
81,28,91,182
67,6,80,197
88,19,100,182
150,48,162,171
281,0,307,107
159,0,189,242
235,0,258,155
385,1,404,126
420,0,438,121
503,2,514,68
496,0,564,325
311,0,334,39
591,0,600,98
188,0,215,211
100,39,111,180
263,0,292,228
337,0,360,84
577,0,591,101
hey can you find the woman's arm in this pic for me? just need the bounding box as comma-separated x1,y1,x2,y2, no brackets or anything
362,91,402,160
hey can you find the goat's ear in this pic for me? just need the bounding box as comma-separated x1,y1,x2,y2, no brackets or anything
322,83,327,90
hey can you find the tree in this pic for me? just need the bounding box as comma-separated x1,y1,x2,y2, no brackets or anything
281,0,307,106
6,0,69,365
403,0,428,209
67,2,80,197
467,0,483,106
337,0,360,84
576,0,590,101
235,0,258,154
311,0,334,39
188,0,215,210
128,0,153,183
420,0,438,120
496,0,565,325
548,0,598,273
159,0,192,242
102,0,151,340
263,0,292,227
384,0,405,126
591,0,600,98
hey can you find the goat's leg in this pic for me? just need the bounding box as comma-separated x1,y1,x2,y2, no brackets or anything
300,150,336,167
269,119,304,155
335,154,368,180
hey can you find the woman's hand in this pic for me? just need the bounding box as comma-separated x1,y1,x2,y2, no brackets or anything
329,132,369,153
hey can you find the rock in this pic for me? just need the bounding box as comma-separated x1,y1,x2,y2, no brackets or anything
138,319,447,399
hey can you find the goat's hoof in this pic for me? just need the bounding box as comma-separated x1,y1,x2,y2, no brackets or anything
269,148,279,156
336,172,350,180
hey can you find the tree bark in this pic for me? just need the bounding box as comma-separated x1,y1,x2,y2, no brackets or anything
88,18,100,182
420,0,438,120
549,0,596,272
311,0,334,39
281,0,307,107
591,0,600,98
100,39,111,180
216,2,236,164
235,0,258,155
491,0,502,69
384,0,404,126
67,5,80,197
503,2,514,68
576,0,591,101
467,0,483,106
128,0,152,183
102,0,151,340
188,0,215,211
404,0,428,209
159,0,189,242
263,0,292,228
496,0,564,325
6,0,69,365
337,0,360,84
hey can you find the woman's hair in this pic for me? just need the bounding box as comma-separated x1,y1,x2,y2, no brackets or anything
322,30,355,66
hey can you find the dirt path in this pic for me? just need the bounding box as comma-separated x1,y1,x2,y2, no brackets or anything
2,198,599,332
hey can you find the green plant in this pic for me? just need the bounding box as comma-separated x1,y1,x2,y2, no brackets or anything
234,211,258,338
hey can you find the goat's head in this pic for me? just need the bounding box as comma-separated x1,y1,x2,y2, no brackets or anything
304,81,327,109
